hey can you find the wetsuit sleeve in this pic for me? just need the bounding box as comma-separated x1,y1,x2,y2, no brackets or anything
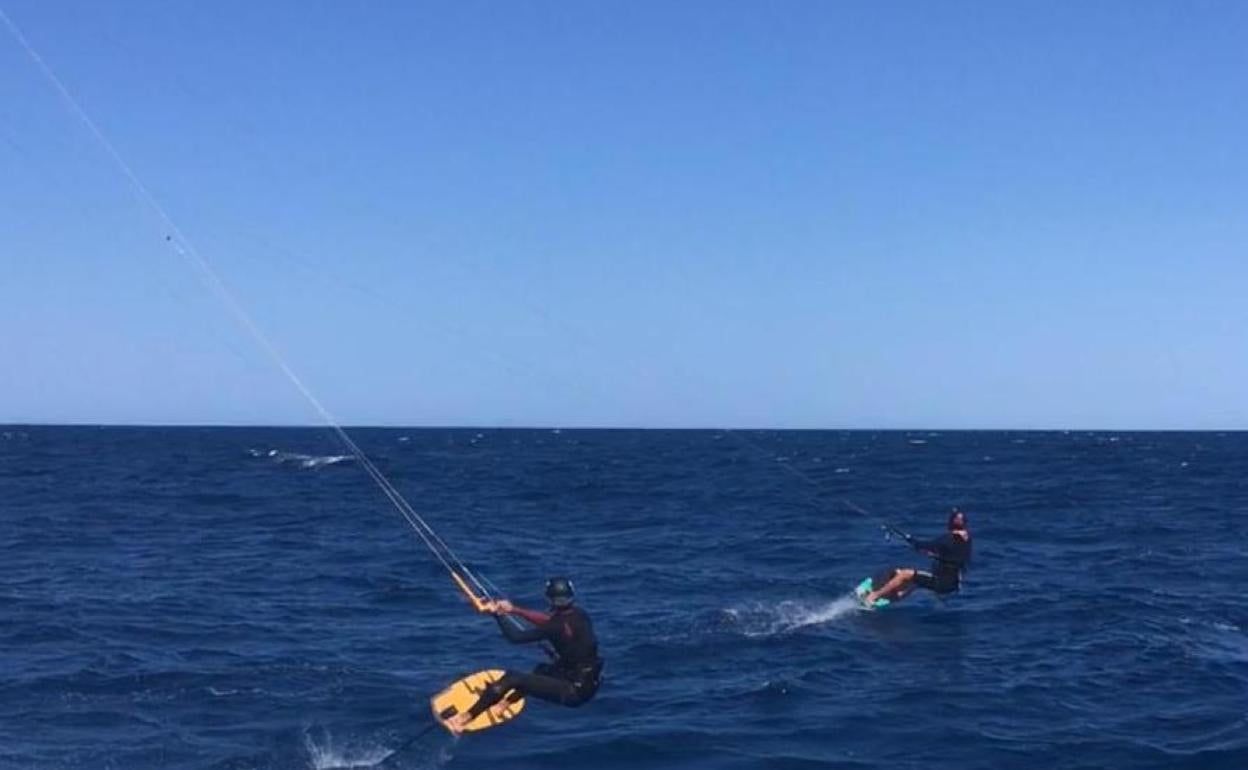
494,614,548,644
913,534,969,568
909,535,945,555
510,606,552,626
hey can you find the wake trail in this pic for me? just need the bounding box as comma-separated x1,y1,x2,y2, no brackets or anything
719,594,863,637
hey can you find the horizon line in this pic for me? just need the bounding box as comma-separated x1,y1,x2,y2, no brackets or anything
1,421,1244,433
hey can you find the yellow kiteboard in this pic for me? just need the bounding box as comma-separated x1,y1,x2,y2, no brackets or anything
430,669,525,733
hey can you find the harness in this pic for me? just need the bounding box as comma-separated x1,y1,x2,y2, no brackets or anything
553,658,603,686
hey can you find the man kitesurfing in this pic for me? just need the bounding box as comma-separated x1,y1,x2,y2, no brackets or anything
0,4,606,744
858,508,973,608
443,577,603,734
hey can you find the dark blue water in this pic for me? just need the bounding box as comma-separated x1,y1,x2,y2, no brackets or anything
3,427,1246,769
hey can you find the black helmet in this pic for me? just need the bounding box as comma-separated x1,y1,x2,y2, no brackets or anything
544,576,575,608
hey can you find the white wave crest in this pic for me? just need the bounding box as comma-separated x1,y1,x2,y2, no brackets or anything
249,448,355,469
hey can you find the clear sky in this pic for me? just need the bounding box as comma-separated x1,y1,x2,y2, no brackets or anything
1,1,1245,429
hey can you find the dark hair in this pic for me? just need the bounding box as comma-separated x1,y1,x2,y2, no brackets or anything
948,508,968,530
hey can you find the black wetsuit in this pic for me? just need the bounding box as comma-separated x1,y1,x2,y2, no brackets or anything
909,532,972,594
465,605,603,719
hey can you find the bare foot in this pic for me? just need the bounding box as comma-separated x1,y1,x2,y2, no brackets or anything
444,713,472,735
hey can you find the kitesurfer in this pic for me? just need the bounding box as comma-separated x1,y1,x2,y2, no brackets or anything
862,508,973,605
445,577,603,733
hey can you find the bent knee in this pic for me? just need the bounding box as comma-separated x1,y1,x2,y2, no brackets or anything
897,568,916,579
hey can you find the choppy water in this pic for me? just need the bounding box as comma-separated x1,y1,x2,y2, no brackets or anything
2,427,1246,769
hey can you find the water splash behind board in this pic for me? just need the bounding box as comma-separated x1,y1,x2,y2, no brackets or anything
718,595,863,637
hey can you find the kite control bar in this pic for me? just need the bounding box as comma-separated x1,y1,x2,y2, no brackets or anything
454,569,558,659
846,500,914,546
452,571,489,612
882,522,913,543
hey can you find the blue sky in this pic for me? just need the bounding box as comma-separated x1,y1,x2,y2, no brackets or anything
1,1,1245,429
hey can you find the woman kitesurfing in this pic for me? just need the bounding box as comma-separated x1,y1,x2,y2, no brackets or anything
857,508,973,609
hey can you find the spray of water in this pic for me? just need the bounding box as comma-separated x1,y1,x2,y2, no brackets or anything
719,594,863,637
303,729,391,769
302,726,456,770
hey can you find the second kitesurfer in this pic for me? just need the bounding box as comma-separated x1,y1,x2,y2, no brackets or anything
445,577,603,733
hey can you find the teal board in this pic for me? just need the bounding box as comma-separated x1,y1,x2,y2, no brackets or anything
854,577,891,609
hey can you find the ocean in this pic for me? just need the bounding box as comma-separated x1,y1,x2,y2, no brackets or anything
2,427,1245,769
